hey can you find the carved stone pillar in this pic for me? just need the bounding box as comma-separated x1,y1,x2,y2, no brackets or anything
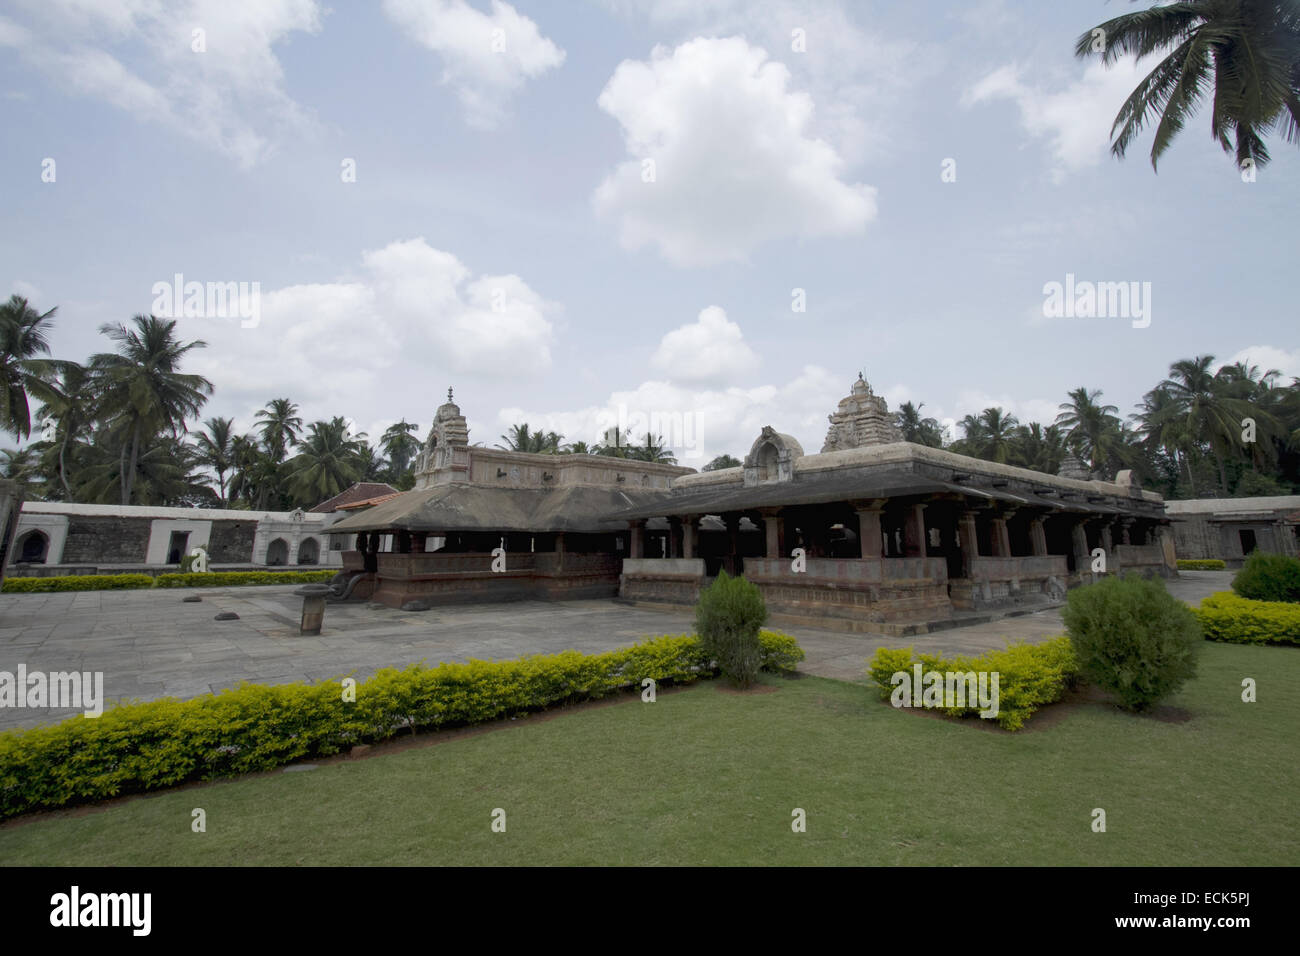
902,503,928,557
957,511,979,577
759,509,785,559
629,520,645,559
856,507,884,559
1029,517,1048,556
681,515,697,560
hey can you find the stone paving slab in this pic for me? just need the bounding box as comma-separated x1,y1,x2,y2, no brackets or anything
0,572,1234,731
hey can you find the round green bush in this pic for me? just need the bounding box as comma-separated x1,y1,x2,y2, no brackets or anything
694,570,768,689
1231,552,1300,603
1062,574,1201,713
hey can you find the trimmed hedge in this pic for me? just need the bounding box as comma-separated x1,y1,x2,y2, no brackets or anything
1195,592,1300,646
0,630,804,820
0,574,155,593
865,636,1079,731
1177,559,1226,571
2,570,335,593
154,570,335,588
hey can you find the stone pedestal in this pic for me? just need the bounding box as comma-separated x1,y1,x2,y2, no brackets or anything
294,584,333,635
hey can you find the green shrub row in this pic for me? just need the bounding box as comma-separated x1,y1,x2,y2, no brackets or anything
0,630,804,820
865,636,1079,731
1195,592,1300,646
0,574,156,593
1177,559,1226,570
154,570,336,588
1231,552,1300,603
2,570,336,593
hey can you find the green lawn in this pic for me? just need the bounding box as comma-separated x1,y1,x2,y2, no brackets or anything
0,641,1295,865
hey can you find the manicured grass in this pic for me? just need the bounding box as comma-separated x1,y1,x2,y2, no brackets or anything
0,642,1294,865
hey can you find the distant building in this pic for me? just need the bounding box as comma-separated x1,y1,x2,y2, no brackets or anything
1165,496,1300,567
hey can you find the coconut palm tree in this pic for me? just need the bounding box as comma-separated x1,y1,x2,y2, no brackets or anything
0,295,60,441
380,419,421,475
497,423,563,454
628,432,678,464
1160,355,1264,494
1055,387,1123,473
286,418,364,504
255,398,303,464
89,315,212,505
1011,422,1068,475
1075,0,1300,171
33,360,96,499
194,416,236,504
895,401,946,447
0,446,40,490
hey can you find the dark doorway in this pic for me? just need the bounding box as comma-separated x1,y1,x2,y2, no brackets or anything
167,531,190,564
18,531,48,564
1239,529,1257,555
267,538,289,566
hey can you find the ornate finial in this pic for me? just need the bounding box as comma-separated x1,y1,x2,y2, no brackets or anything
447,386,454,403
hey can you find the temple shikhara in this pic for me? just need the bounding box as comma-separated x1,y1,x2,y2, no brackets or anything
328,376,1177,632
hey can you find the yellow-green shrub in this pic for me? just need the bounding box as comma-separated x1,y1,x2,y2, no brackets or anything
1,574,155,593
0,631,804,820
1195,592,1300,646
757,629,804,673
154,570,335,588
865,636,1079,731
1177,559,1226,570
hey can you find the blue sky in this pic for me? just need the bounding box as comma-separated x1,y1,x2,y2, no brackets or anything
2,0,1296,467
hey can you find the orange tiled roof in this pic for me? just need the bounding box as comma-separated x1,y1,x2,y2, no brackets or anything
336,491,403,511
309,482,399,513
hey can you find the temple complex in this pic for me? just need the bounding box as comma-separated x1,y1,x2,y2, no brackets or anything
328,377,1177,629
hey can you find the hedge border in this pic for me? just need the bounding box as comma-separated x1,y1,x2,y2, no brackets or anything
0,630,804,820
3,570,336,593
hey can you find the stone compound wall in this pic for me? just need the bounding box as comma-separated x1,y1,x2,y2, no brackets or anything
206,520,258,563
60,516,153,563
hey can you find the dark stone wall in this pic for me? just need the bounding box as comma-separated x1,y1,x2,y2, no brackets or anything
207,520,257,562
61,516,152,563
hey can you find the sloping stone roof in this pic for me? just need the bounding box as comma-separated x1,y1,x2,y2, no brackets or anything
325,484,676,534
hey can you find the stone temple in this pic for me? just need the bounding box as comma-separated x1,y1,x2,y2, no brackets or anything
328,376,1176,632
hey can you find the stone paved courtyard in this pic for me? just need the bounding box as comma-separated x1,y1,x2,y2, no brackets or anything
0,572,1231,730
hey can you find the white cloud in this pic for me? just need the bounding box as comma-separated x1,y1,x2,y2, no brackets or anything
498,363,849,464
963,57,1153,181
8,279,42,301
182,237,555,427
593,36,877,266
598,0,928,164
2,0,322,168
650,306,759,384
1226,345,1300,384
383,0,564,130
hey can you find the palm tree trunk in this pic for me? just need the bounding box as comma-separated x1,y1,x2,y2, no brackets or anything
123,421,141,506
58,430,71,499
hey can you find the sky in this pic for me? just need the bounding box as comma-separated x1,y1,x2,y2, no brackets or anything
2,0,1297,470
